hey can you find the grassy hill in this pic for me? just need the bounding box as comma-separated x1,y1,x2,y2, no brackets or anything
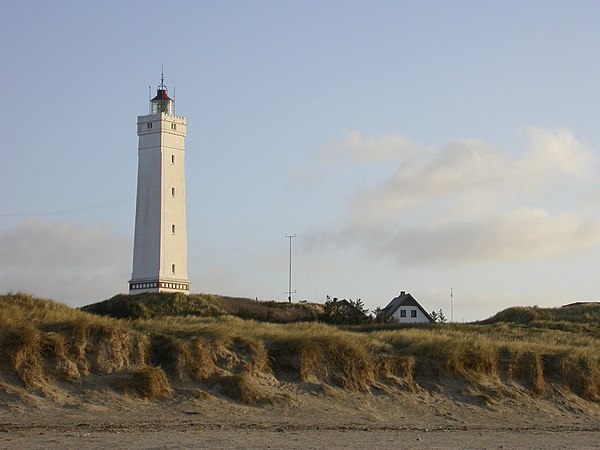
82,292,323,323
1,292,599,406
481,303,600,329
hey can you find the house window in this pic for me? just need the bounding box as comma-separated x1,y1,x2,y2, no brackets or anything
171,264,175,274
171,224,175,234
171,187,175,197
171,155,175,164
411,310,417,318
400,310,406,318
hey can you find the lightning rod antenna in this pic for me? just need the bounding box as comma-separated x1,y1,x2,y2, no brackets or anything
285,234,297,303
450,288,454,323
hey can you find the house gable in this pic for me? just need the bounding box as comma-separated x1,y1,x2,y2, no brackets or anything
380,292,434,324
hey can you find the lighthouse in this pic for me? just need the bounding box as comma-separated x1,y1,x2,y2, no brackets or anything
129,74,190,294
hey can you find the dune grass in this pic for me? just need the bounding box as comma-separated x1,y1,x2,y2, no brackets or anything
1,292,599,404
82,292,323,323
482,303,600,325
113,367,172,399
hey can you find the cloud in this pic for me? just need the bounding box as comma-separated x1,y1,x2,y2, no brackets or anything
347,139,509,227
519,127,596,180
348,129,597,228
317,131,433,163
305,128,600,265
0,218,131,306
378,208,600,265
291,131,433,185
290,165,328,185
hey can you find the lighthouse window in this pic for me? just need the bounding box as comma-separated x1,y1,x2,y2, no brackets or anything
171,123,177,130
147,122,153,129
171,264,176,274
171,187,175,197
171,155,175,164
171,224,175,234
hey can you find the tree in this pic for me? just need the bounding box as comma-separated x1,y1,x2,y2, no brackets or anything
351,298,369,315
323,296,338,320
437,309,447,323
322,297,370,325
430,309,447,324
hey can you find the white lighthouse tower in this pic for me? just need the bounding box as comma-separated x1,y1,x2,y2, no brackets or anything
129,74,190,294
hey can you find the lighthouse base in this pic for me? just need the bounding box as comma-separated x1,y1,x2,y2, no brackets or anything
128,278,190,294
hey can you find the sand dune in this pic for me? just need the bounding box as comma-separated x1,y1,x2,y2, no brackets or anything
1,293,599,448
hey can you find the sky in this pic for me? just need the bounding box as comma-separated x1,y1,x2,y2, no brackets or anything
2,1,600,321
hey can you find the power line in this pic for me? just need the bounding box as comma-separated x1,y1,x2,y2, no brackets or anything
0,197,134,219
295,246,320,302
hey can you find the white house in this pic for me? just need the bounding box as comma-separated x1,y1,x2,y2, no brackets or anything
380,291,433,324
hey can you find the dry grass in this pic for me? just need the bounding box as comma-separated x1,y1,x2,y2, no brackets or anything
220,373,273,405
83,292,322,323
0,292,147,388
373,325,600,397
114,367,172,399
1,292,599,405
482,303,600,326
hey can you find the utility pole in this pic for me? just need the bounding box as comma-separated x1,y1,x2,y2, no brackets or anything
285,234,296,303
450,288,454,323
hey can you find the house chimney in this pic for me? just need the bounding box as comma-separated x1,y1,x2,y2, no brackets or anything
400,291,406,296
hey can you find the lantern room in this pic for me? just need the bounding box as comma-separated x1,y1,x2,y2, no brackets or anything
151,76,173,115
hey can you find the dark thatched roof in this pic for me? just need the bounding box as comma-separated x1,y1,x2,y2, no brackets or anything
380,292,434,322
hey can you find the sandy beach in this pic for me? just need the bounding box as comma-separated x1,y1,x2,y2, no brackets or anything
2,381,599,449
